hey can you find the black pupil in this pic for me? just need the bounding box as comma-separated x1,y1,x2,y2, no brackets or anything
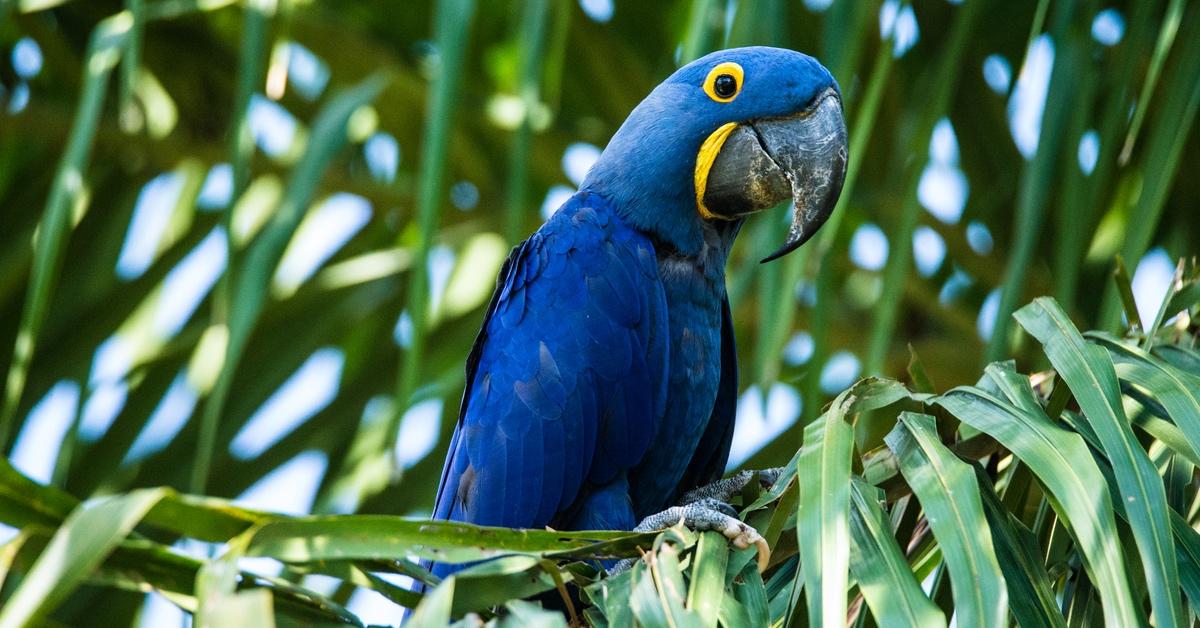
713,74,737,98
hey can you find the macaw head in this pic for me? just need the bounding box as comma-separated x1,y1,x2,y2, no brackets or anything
583,46,847,262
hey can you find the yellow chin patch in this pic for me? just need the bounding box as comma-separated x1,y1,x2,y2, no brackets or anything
694,122,739,221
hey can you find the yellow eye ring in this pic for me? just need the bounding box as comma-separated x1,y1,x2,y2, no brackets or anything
703,62,744,103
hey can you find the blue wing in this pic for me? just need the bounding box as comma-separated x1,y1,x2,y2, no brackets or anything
672,296,737,494
432,193,669,536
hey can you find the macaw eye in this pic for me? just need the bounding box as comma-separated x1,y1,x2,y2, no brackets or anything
703,62,744,103
713,74,737,98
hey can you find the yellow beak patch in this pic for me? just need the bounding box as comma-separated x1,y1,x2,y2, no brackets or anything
694,122,740,221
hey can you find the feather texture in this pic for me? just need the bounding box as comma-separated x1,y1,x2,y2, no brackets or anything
428,45,839,581
432,193,670,553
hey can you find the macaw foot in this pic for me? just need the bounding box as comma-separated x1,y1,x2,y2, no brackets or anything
678,466,785,506
611,497,770,575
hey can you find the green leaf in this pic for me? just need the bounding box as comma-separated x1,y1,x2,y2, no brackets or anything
143,0,237,20
142,492,270,542
652,542,702,628
502,0,551,244
598,568,635,627
1088,331,1200,462
847,479,945,628
1154,344,1200,376
743,378,911,516
986,0,1087,363
935,366,1138,627
729,560,768,628
717,589,754,628
63,533,360,624
1116,0,1186,164
1142,261,1184,346
1111,256,1143,331
200,589,276,628
1169,512,1200,617
0,528,49,594
796,410,853,627
0,459,78,528
687,531,728,628
237,516,655,565
0,488,167,628
1162,278,1200,321
868,0,984,373
803,18,898,415
906,344,935,394
1097,4,1200,328
393,0,479,436
630,558,671,628
1130,412,1200,468
0,11,134,447
339,564,424,609
885,412,1007,628
449,556,557,617
407,577,455,627
972,466,1065,628
1015,297,1184,626
193,70,391,493
494,599,567,628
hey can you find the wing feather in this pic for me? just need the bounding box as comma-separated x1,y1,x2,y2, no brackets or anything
431,194,668,536
673,296,739,495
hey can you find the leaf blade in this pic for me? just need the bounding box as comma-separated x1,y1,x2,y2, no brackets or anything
1015,297,1184,626
0,488,167,628
796,410,853,628
847,479,945,628
885,412,1007,628
935,370,1137,626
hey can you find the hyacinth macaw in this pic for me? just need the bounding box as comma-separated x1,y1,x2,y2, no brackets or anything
430,46,846,576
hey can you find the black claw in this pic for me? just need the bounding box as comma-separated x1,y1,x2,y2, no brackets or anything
757,468,783,489
712,500,739,519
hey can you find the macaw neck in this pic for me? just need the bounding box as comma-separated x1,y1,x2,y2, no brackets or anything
652,219,743,288
582,179,741,282
582,168,709,257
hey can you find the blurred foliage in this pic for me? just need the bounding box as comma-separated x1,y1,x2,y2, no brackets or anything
0,0,1198,625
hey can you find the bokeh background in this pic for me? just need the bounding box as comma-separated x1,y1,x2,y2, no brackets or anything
0,0,1197,622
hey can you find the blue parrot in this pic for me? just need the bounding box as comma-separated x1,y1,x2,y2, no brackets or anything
429,46,846,577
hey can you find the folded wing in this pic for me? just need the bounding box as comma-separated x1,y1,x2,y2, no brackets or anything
432,195,669,535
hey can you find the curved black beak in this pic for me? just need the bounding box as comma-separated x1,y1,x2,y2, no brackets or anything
702,87,848,263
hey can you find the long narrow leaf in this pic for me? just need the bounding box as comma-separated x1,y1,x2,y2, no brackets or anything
496,599,568,628
1098,7,1200,328
935,367,1137,626
239,516,657,565
393,0,478,431
731,560,769,627
687,531,728,628
885,412,1007,627
1088,331,1200,462
406,577,455,627
0,13,132,447
796,410,853,627
630,558,671,628
986,0,1091,362
1015,297,1184,626
848,479,945,628
0,488,167,627
973,466,1065,628
865,0,983,374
